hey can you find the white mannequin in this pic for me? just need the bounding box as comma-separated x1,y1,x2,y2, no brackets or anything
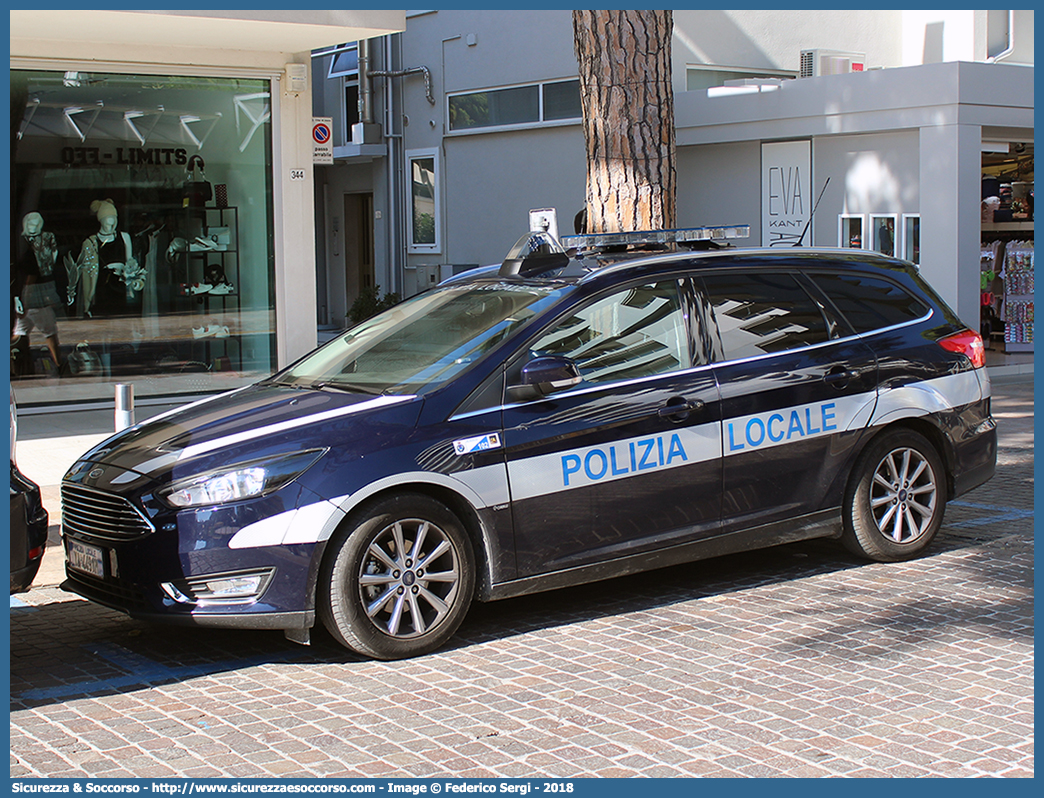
13,211,62,367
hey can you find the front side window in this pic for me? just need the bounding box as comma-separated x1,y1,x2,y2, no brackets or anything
11,69,276,406
809,272,928,334
529,281,688,385
272,283,565,396
701,272,830,360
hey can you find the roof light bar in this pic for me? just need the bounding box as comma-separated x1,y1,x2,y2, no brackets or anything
561,225,750,251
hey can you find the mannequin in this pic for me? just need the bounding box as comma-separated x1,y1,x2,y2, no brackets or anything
69,199,147,318
12,212,63,369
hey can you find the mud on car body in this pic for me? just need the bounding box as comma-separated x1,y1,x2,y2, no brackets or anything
61,231,996,659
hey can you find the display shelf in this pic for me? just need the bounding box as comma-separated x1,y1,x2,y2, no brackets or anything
981,221,1034,233
981,221,1033,355
181,206,241,371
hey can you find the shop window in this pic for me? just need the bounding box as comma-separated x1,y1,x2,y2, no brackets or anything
10,70,276,405
902,214,920,264
869,214,897,257
839,215,864,249
407,149,439,252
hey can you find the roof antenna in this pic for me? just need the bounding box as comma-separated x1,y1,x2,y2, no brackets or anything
794,177,830,247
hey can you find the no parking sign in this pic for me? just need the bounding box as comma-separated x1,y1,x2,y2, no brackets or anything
312,117,333,164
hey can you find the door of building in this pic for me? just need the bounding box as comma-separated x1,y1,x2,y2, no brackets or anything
343,193,375,310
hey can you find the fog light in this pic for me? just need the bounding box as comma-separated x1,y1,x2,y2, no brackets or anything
160,569,274,605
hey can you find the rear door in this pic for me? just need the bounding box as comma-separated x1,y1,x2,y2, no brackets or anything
501,277,722,577
698,270,878,532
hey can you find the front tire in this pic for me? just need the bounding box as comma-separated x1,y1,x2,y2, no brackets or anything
842,429,947,562
319,493,475,659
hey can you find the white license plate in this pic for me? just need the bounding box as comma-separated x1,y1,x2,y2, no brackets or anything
68,540,106,578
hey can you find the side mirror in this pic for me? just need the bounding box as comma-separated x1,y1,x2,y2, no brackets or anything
513,355,583,398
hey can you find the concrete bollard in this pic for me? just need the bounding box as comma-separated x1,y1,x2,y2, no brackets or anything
115,383,135,431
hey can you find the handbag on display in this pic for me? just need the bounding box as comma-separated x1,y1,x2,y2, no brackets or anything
67,342,102,376
183,155,213,209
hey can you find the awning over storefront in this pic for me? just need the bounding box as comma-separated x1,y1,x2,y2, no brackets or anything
11,9,406,60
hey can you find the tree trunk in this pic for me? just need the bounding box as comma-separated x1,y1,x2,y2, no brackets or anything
572,10,676,234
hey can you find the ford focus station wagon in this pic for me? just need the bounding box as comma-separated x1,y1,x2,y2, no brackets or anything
61,231,996,659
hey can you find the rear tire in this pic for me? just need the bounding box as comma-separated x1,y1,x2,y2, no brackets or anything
319,493,475,660
842,429,947,562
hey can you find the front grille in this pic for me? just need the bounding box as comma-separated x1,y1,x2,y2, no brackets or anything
62,483,153,541
64,569,150,612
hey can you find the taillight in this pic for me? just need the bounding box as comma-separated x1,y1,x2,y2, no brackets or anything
938,329,986,368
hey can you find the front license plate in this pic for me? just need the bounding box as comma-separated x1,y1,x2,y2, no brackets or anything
68,540,106,578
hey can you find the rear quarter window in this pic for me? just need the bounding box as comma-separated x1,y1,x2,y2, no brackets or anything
700,272,832,360
808,271,929,334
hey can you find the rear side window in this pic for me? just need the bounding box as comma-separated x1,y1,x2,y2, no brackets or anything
809,272,929,333
700,272,831,360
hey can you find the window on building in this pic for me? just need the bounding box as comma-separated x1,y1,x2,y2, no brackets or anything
10,70,276,405
902,214,920,264
407,149,439,251
686,66,796,92
839,215,864,249
870,215,897,257
448,80,581,132
328,46,359,78
321,44,361,143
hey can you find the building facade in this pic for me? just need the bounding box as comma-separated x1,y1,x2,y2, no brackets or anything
312,9,1033,356
10,9,404,408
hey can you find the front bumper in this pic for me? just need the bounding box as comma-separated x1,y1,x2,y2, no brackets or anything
60,478,325,631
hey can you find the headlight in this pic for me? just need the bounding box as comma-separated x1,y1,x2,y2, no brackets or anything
157,449,326,509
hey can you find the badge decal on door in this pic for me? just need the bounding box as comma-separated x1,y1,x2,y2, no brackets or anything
454,433,502,455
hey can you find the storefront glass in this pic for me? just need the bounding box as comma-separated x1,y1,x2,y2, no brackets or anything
11,70,276,406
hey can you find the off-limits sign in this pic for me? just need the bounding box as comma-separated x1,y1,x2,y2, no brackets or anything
312,117,333,164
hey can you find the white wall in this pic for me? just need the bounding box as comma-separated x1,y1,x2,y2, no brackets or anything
672,9,905,85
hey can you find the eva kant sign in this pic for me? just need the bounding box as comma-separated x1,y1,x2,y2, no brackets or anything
762,140,812,247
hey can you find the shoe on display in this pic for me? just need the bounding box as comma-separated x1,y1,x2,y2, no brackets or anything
190,236,221,252
180,283,213,296
209,282,235,295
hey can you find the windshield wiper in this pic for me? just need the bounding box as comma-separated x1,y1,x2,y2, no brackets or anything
312,381,385,396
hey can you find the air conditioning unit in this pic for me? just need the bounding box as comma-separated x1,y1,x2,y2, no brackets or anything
799,49,866,78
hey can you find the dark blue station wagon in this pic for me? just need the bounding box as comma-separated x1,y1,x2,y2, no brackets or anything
61,232,997,659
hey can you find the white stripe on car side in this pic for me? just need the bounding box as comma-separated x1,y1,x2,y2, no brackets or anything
225,370,985,549
129,394,417,476
869,370,982,426
227,466,510,549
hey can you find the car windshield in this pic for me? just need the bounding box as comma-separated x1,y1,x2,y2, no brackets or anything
271,282,567,395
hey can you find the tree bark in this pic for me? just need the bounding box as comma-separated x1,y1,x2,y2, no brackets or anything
572,10,676,234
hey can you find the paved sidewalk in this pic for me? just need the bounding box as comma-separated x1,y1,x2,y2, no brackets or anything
9,376,1033,778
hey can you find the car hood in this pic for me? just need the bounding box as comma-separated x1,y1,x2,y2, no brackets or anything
66,383,421,486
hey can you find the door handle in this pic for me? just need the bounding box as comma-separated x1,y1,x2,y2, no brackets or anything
657,398,704,420
824,367,855,387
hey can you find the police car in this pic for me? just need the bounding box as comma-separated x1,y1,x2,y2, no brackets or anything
61,228,996,659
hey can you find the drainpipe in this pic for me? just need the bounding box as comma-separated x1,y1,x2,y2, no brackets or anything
987,10,1016,63
353,39,382,144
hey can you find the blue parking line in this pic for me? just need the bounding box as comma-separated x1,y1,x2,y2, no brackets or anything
949,500,1034,528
